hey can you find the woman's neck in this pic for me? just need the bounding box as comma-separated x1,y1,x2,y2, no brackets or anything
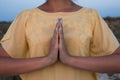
46,0,73,9
38,0,82,12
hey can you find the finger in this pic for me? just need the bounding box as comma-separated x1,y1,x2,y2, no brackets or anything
57,18,62,29
50,20,60,49
55,26,59,48
59,26,64,47
53,26,59,46
59,25,64,40
53,19,63,48
57,18,63,38
59,21,66,49
53,24,59,39
52,18,61,41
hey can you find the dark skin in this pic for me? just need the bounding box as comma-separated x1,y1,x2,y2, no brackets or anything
0,0,120,76
38,0,82,12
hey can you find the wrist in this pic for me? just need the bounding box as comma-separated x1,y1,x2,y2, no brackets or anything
46,54,57,65
60,54,72,65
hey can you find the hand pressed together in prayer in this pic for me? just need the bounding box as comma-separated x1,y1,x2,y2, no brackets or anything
48,18,71,64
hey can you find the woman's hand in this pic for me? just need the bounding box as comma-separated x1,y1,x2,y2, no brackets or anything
58,19,71,64
47,22,59,64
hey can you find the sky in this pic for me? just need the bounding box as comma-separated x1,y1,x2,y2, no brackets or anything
0,0,120,21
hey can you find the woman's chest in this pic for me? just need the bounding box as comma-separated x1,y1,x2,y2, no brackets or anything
26,17,93,56
27,17,93,41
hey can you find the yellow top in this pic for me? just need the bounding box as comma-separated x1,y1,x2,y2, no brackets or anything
1,7,119,80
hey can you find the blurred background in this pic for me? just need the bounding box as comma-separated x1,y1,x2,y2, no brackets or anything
0,0,120,80
0,0,120,21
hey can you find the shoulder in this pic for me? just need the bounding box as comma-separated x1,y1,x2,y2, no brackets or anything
81,7,102,20
81,7,99,15
14,8,38,21
16,8,38,18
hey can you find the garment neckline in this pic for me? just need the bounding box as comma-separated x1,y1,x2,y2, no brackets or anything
35,7,85,16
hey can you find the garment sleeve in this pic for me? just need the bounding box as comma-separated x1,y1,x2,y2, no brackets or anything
90,10,120,56
0,11,29,58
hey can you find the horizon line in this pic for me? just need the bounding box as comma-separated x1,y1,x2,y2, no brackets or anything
0,16,120,22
